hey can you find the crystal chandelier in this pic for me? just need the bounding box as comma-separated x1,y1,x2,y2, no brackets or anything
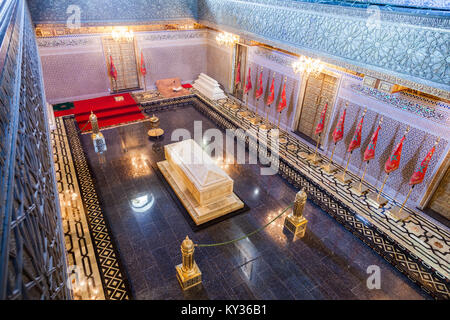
215,32,239,47
292,56,324,77
111,27,134,42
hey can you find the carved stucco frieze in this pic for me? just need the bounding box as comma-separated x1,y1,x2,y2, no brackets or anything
198,0,450,100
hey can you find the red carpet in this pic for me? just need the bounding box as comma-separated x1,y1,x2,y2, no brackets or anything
55,93,145,132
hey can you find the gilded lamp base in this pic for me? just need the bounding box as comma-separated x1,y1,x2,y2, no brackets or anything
350,181,369,196
229,104,240,110
284,214,308,238
367,192,388,208
176,263,202,290
387,206,410,221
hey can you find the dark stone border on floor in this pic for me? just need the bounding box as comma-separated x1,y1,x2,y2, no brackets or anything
139,96,449,300
62,116,133,300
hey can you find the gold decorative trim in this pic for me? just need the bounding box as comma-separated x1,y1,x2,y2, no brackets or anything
35,21,203,37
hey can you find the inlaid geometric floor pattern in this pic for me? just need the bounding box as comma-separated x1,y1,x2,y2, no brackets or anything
135,91,449,300
61,117,132,300
52,118,105,300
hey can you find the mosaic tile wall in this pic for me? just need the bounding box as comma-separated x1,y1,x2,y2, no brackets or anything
40,48,110,103
197,0,450,100
231,46,449,208
245,50,301,130
240,0,449,10
38,30,209,102
325,98,448,204
206,41,232,93
138,31,208,90
38,28,449,209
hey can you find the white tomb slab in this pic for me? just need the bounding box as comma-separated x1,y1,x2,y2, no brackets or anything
193,73,227,100
157,139,244,225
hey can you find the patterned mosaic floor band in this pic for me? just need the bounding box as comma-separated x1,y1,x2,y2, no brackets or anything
136,91,449,300
62,116,132,300
52,118,106,300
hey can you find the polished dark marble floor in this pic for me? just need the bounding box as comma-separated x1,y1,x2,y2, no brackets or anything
80,105,429,300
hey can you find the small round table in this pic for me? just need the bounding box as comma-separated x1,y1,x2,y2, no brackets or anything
147,114,164,138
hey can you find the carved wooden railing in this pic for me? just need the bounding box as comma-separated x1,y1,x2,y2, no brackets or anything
0,0,69,300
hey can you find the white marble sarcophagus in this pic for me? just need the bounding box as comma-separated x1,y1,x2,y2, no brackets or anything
193,73,227,101
157,139,244,225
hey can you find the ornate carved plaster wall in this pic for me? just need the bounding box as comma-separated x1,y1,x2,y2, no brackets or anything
198,0,450,100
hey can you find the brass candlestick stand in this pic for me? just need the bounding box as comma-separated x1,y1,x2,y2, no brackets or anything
175,236,202,290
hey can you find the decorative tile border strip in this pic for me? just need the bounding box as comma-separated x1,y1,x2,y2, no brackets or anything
63,116,132,300
350,84,448,124
52,118,106,300
139,92,449,299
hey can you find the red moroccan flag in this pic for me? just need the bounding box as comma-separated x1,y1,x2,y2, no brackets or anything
332,108,347,143
315,103,328,135
409,144,436,186
348,114,365,152
266,77,275,105
384,136,405,174
255,71,263,99
140,51,147,76
277,81,287,112
244,67,252,94
235,62,241,86
109,55,117,80
363,125,381,162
